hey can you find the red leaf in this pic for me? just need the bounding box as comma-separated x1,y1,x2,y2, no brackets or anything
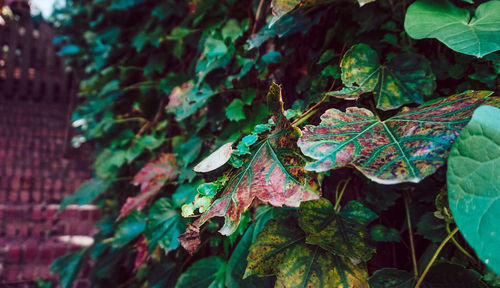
196,84,320,235
118,154,178,220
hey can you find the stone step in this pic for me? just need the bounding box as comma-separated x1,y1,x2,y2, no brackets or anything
0,235,93,285
0,204,100,238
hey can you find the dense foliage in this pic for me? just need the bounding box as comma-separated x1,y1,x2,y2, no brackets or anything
50,0,500,287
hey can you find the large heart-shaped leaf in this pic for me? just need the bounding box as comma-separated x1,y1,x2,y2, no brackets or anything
298,198,377,262
197,84,320,235
404,0,500,58
298,91,494,184
448,105,500,274
244,216,369,288
339,43,435,110
369,263,488,288
119,154,178,219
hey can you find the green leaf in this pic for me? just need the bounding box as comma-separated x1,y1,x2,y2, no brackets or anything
145,198,184,253
298,91,494,184
404,0,500,58
339,43,435,110
370,225,401,242
222,19,243,42
369,263,488,287
225,206,276,288
416,212,447,242
448,105,500,274
110,211,146,248
175,257,226,288
166,82,215,121
244,216,370,288
58,44,82,56
60,178,110,210
197,84,320,235
298,198,377,261
50,248,89,288
226,99,246,121
109,0,146,10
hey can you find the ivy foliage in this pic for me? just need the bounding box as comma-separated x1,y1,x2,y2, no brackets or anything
50,0,500,287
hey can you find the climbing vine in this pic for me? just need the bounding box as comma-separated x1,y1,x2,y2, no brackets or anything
50,0,500,287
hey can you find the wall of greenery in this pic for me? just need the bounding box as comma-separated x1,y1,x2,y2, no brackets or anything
51,0,500,287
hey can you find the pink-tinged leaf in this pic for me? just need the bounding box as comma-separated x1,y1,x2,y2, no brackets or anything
298,91,496,184
134,236,148,272
118,154,178,220
197,83,320,235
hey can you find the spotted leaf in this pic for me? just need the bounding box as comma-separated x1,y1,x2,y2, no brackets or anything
197,84,320,235
339,43,435,110
119,154,178,219
298,198,377,262
244,215,369,288
298,91,494,184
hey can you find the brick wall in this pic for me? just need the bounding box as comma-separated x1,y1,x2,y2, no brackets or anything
0,101,96,287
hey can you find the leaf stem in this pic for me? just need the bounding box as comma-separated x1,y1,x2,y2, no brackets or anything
113,117,147,124
404,191,418,278
334,177,351,212
414,227,459,288
445,222,477,264
291,108,318,128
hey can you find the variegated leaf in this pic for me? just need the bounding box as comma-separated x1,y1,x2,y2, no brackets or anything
197,84,320,235
298,91,495,184
244,216,369,288
339,43,435,110
298,198,377,262
119,154,178,219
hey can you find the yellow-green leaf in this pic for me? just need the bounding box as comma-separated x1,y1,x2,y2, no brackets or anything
298,198,377,261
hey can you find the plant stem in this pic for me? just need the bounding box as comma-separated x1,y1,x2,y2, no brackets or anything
404,192,419,278
445,222,476,264
334,177,351,212
113,117,147,124
291,108,318,128
251,0,265,34
415,227,459,288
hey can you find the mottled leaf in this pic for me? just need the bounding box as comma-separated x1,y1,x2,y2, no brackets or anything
244,216,369,288
197,84,320,235
145,198,184,253
404,0,500,58
175,257,226,288
298,198,377,261
225,206,276,288
448,105,500,274
178,222,201,255
369,263,488,288
119,154,178,219
298,91,494,184
339,43,435,110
